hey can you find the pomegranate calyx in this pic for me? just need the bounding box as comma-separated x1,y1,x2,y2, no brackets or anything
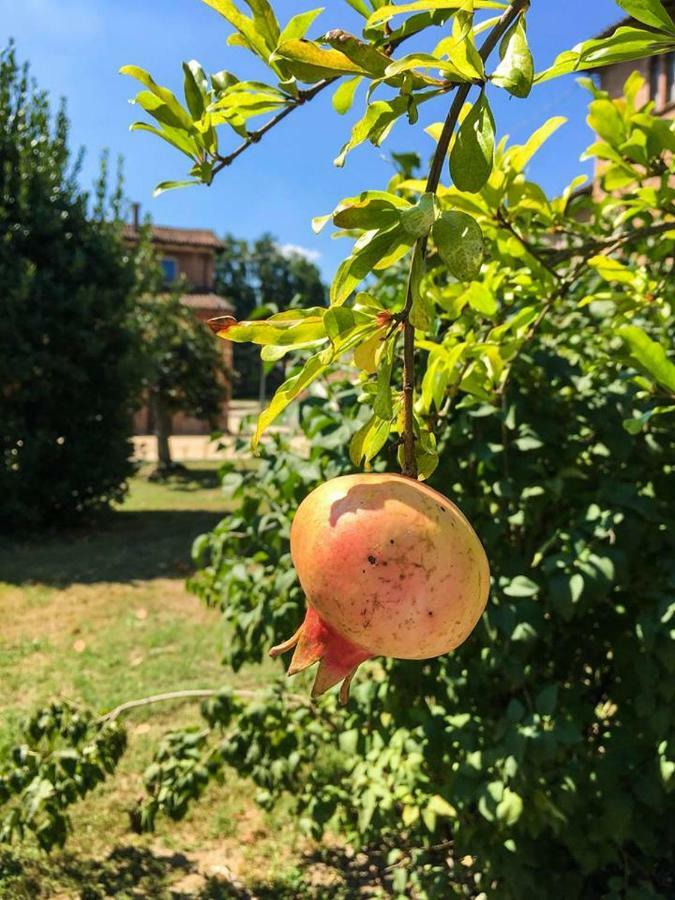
269,605,371,704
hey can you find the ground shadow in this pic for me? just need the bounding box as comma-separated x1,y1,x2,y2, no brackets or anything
0,509,224,587
0,843,399,899
0,845,195,899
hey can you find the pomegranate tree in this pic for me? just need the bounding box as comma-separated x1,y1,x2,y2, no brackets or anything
270,473,489,702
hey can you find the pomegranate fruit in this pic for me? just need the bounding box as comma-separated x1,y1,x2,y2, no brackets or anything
270,473,489,702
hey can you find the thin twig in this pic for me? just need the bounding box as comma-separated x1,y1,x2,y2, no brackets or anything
211,25,428,175
212,79,334,174
398,0,530,478
496,207,562,283
98,687,308,723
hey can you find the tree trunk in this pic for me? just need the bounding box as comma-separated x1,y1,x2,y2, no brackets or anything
151,391,172,470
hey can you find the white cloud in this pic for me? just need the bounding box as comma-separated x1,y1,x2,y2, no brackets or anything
277,242,321,263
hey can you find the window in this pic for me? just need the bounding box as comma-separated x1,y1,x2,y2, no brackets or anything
161,257,178,283
667,52,675,106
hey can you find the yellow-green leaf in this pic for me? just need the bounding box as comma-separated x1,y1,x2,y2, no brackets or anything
618,325,675,392
367,1,506,28
433,211,484,281
491,17,533,98
450,91,495,193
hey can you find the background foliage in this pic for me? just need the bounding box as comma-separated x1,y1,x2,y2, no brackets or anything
0,45,138,530
216,233,326,397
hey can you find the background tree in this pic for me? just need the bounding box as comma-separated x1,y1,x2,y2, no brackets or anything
215,233,325,398
131,226,228,474
0,43,138,530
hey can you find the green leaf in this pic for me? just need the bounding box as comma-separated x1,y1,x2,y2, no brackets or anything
254,351,329,447
536,684,559,716
587,255,636,285
278,7,324,43
200,0,275,61
273,39,367,82
409,243,435,332
332,76,362,115
374,338,396,419
496,788,523,826
419,427,439,480
334,95,410,167
400,192,437,239
182,61,208,119
504,575,538,598
332,191,409,231
331,227,412,305
462,281,496,315
427,794,457,818
587,99,626,145
324,31,391,77
450,92,495,193
433,211,484,281
505,116,567,172
324,306,371,344
535,26,675,84
129,122,198,160
211,309,327,345
434,9,486,82
120,66,195,131
350,415,391,467
491,17,533,98
618,325,675,392
133,91,194,131
384,52,476,82
623,405,675,433
367,1,506,27
153,179,202,197
617,0,675,33
343,0,371,16
244,0,281,48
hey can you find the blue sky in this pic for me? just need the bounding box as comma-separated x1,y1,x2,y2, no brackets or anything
3,0,624,278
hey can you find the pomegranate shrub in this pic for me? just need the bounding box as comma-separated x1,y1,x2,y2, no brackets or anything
188,349,674,898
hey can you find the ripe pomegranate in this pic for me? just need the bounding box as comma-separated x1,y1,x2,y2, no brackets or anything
270,473,489,702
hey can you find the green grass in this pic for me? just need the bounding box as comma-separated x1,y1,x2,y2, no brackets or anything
0,465,369,898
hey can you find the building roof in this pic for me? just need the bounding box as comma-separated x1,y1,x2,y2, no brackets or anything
181,292,234,312
123,223,224,250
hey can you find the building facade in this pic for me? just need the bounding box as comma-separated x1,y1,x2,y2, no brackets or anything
123,208,234,436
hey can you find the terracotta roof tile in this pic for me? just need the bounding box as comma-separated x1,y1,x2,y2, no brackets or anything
181,292,234,312
123,224,223,249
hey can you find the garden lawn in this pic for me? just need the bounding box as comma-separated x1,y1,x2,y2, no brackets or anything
0,465,341,899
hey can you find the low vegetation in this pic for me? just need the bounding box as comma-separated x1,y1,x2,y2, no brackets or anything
0,467,360,898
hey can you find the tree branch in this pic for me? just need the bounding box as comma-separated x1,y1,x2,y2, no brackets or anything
399,0,531,479
212,79,334,174
98,687,308,723
211,24,432,175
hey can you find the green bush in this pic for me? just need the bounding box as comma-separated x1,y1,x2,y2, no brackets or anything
187,338,674,897
0,45,137,529
184,76,675,894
